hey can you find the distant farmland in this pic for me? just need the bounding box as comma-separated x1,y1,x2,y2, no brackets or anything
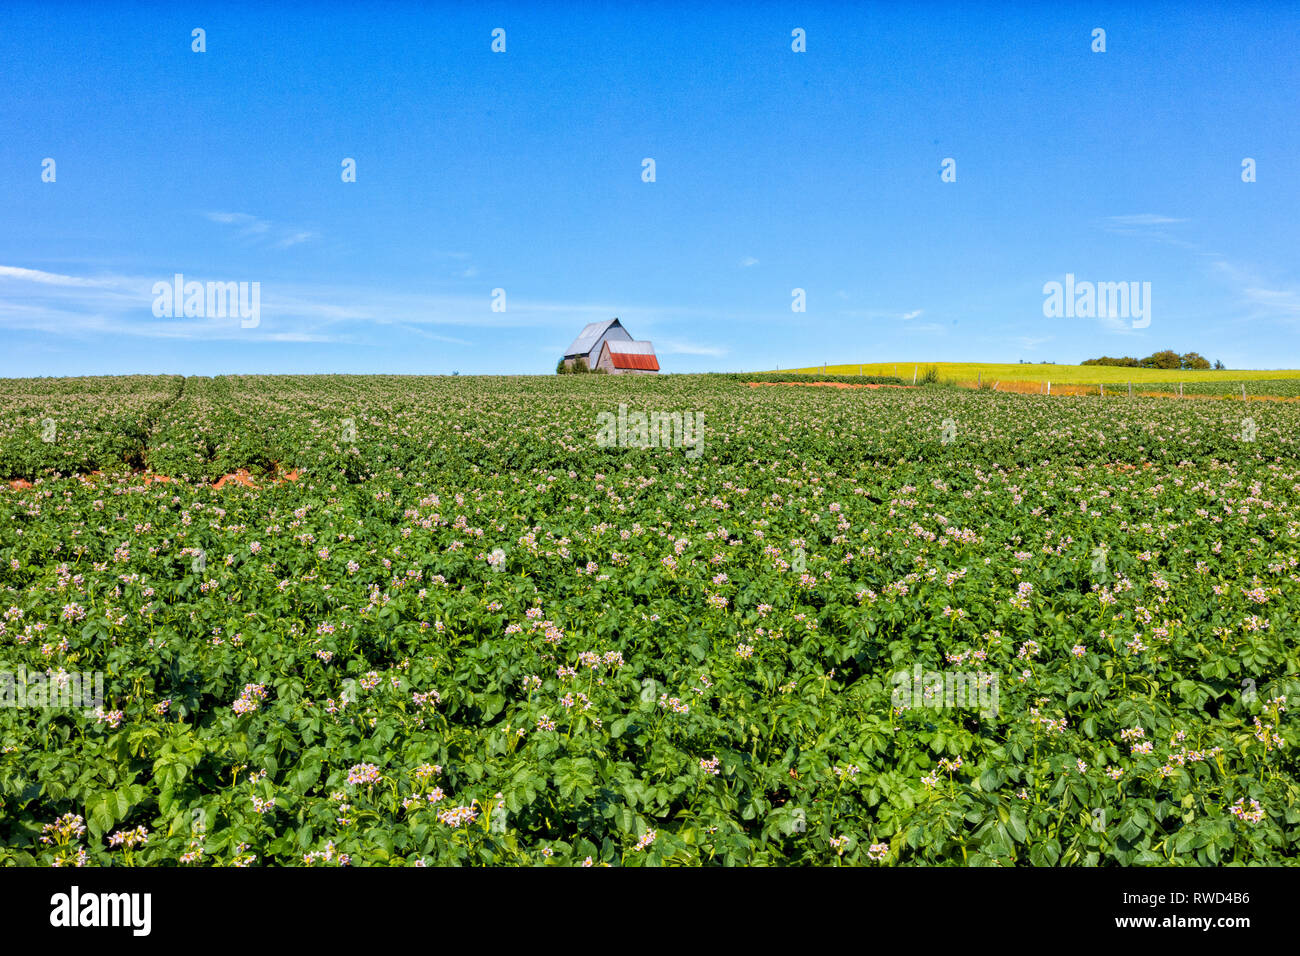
771,362,1300,389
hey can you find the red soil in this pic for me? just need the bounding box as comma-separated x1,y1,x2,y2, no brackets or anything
6,468,301,492
212,468,301,490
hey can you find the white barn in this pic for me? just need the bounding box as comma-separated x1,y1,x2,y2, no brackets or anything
563,318,631,369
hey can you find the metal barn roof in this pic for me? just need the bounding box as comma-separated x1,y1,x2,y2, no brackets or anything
564,318,629,357
609,353,660,371
605,340,656,355
600,343,655,371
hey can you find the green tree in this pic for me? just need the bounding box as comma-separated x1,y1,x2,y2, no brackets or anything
1141,350,1182,370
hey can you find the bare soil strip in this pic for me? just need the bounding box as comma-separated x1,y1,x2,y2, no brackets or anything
6,468,301,492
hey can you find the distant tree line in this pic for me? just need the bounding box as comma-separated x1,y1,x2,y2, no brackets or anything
1081,351,1223,370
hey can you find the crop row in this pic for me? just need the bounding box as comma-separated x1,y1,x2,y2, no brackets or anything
4,375,1299,483
0,375,1296,865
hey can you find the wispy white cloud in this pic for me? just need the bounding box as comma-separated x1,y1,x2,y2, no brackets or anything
0,265,115,287
837,307,925,321
1240,287,1300,316
1094,312,1140,334
0,263,739,356
739,256,759,268
275,231,319,248
1103,214,1187,226
204,211,318,248
1098,214,1198,251
204,212,259,226
1091,219,1300,327
1209,260,1300,321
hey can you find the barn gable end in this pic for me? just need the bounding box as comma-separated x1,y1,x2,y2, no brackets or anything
596,339,659,374
563,318,632,368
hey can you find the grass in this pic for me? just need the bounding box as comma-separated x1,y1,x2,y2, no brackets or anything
767,362,1300,385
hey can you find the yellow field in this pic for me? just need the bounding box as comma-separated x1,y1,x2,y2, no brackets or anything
771,362,1300,385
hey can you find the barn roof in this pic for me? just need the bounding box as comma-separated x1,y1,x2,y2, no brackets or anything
603,340,660,371
610,353,660,371
564,318,627,357
605,340,656,355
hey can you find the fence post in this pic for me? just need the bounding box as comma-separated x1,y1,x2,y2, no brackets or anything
1128,382,1133,397
1100,383,1104,397
1047,380,1051,396
978,371,982,387
1242,383,1246,401
913,366,918,385
1179,382,1183,398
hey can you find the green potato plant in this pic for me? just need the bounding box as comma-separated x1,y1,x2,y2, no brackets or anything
0,374,1296,866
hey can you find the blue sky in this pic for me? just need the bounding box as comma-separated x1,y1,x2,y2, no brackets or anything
2,1,1298,376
